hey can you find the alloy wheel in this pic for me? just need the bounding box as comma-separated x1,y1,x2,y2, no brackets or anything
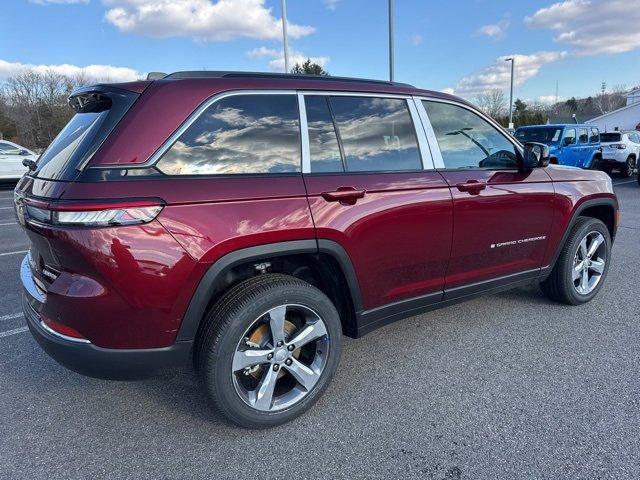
232,304,329,412
572,231,607,295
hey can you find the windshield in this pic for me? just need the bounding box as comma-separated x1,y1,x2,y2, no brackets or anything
601,133,622,143
36,112,108,180
515,127,563,143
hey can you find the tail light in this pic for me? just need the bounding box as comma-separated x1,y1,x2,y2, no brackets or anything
23,198,164,228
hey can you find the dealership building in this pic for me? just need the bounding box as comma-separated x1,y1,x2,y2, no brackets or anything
588,88,640,132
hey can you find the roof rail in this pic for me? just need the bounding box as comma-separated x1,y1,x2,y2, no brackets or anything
162,70,414,88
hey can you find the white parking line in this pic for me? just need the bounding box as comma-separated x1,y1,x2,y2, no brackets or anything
0,222,16,226
0,250,28,257
0,313,22,322
613,180,637,186
0,327,28,338
0,206,15,210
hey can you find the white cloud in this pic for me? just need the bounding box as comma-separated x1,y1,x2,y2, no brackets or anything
536,95,564,104
477,15,510,40
525,0,640,55
29,0,88,4
449,51,568,97
409,34,423,46
324,0,340,11
103,0,315,42
247,47,329,72
0,59,141,82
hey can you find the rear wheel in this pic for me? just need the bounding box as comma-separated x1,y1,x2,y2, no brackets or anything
195,274,342,428
621,156,635,178
540,217,611,305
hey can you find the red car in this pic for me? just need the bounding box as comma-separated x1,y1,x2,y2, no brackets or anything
16,72,618,428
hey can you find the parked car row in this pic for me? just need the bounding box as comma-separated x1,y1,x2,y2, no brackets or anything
514,124,640,179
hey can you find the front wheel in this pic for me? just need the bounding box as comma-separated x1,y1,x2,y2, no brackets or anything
195,274,342,428
540,217,611,305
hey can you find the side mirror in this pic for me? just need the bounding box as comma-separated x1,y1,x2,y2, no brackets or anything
521,142,550,171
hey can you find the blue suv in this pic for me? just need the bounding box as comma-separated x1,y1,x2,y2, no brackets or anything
515,124,602,169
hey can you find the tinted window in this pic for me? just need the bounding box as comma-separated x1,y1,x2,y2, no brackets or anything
328,96,421,172
564,128,576,145
423,101,518,169
579,128,588,143
37,111,108,179
601,133,621,143
515,127,562,143
157,94,301,175
305,96,344,173
590,128,600,143
631,133,640,143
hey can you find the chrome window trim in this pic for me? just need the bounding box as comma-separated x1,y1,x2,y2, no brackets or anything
298,91,435,171
413,97,445,169
415,96,525,170
130,90,301,171
297,93,311,174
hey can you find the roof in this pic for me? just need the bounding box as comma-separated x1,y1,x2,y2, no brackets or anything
141,70,463,104
517,123,597,129
162,70,415,88
587,100,640,122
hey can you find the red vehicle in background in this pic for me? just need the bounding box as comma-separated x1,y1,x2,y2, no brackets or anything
15,72,617,428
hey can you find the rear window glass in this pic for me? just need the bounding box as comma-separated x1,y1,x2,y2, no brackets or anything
579,128,588,143
515,128,562,143
36,111,108,180
601,133,622,142
305,96,344,173
328,96,421,172
157,94,301,175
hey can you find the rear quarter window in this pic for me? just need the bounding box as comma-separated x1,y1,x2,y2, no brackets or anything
156,94,301,175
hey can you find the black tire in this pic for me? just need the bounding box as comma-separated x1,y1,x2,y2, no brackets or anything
195,273,342,428
540,217,611,305
621,156,635,178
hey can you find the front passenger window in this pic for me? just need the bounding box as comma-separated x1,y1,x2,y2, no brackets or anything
422,100,518,170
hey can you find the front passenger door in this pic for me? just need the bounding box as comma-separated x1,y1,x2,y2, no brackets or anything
419,100,556,296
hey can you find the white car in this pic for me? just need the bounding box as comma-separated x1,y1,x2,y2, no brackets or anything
0,140,36,181
599,131,640,178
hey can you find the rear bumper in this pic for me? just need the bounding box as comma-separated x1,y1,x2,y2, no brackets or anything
21,255,192,380
600,150,627,164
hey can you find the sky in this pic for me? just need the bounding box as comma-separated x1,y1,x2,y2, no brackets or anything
2,0,640,104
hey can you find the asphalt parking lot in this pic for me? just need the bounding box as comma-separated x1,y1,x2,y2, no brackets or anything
0,177,639,479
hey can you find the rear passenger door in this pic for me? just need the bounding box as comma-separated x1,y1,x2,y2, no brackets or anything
300,93,453,313
417,99,555,295
577,127,590,167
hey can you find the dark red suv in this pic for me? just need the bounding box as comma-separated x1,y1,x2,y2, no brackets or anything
16,72,618,428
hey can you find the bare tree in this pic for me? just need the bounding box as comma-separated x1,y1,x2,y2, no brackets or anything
1,69,92,150
475,88,507,119
594,83,627,115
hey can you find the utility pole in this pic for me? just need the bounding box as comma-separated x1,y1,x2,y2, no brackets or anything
388,0,394,82
281,0,290,73
505,57,515,129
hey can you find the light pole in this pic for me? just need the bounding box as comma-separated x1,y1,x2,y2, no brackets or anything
281,0,290,73
505,57,514,129
388,0,395,82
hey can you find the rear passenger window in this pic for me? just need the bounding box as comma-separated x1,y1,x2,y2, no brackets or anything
590,128,600,143
579,128,588,143
423,100,518,170
305,96,344,173
157,94,300,175
328,96,422,172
